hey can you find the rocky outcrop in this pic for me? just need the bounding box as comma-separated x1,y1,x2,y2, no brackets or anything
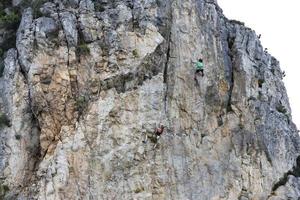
0,0,299,199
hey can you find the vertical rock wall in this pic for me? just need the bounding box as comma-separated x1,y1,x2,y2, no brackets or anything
0,0,299,199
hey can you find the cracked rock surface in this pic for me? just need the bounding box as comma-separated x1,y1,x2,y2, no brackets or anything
0,0,299,199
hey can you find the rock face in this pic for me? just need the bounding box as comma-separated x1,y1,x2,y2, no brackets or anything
0,0,299,199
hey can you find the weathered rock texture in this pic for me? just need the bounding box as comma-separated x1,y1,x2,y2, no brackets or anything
0,0,299,199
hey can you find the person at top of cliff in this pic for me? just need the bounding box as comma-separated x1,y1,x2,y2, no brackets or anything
193,58,204,80
282,71,286,77
258,34,261,39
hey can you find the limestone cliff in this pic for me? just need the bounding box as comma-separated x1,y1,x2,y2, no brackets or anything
0,0,300,199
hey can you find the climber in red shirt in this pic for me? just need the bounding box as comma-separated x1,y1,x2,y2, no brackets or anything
143,124,165,148
155,124,164,139
153,124,164,148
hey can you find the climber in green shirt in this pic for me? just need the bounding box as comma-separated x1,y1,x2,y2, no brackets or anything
194,58,204,80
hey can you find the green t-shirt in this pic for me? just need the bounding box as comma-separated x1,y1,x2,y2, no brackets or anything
195,61,204,70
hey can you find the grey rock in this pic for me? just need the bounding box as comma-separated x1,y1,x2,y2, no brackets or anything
0,49,39,198
35,17,58,37
34,17,59,49
0,0,299,199
60,11,78,47
40,2,57,18
79,0,94,12
3,49,19,79
12,0,23,7
16,8,34,73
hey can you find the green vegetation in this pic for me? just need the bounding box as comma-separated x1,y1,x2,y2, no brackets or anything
76,30,91,60
132,49,139,58
0,3,20,76
0,11,20,23
19,0,47,18
0,112,10,127
0,1,11,11
0,30,17,77
0,11,20,28
76,96,87,106
31,0,46,18
93,0,107,12
76,43,90,57
0,28,17,75
76,95,89,115
276,104,287,114
134,187,144,193
0,0,49,76
0,31,17,55
0,184,9,199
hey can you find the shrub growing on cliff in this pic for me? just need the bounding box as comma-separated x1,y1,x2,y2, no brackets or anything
76,95,89,116
0,4,20,68
132,49,139,58
76,43,90,57
0,184,9,199
276,104,287,114
0,11,21,29
0,0,11,7
20,0,47,18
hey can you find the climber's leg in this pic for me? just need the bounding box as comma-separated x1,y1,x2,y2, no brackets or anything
194,70,199,80
200,69,204,77
142,133,148,143
153,135,160,148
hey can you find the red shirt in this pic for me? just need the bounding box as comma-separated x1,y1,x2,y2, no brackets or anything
155,127,164,136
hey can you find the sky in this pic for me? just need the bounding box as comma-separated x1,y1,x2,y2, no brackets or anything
218,0,300,129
